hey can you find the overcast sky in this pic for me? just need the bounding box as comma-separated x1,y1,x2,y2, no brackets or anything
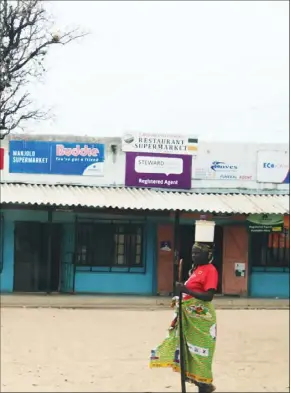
30,1,289,142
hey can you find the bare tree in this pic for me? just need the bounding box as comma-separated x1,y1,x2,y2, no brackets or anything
0,0,86,136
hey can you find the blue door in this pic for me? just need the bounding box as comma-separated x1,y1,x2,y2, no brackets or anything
60,224,75,293
60,252,75,293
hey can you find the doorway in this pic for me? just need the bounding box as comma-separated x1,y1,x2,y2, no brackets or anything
178,224,223,293
47,223,62,292
13,222,62,292
179,225,195,282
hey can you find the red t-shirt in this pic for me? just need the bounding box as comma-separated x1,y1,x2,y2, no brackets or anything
184,264,218,299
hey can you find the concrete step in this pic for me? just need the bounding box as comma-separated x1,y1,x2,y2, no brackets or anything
0,293,289,310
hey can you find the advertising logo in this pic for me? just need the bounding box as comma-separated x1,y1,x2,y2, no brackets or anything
263,162,288,169
56,144,100,158
210,161,238,172
210,161,238,180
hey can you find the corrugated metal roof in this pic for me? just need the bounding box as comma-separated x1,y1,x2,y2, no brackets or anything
0,183,289,214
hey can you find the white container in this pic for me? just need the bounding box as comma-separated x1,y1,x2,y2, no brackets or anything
195,220,215,243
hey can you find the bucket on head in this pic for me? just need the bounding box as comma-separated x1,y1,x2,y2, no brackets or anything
195,220,215,243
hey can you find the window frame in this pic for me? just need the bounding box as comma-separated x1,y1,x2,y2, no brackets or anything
113,223,143,268
75,220,145,272
250,228,290,271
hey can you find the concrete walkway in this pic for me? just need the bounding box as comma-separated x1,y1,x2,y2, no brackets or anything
0,293,289,309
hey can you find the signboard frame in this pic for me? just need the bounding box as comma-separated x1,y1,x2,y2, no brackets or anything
9,140,105,176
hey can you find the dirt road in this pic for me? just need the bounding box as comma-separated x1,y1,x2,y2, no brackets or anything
1,308,289,392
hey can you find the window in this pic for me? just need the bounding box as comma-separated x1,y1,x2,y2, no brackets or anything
76,222,144,268
251,229,290,269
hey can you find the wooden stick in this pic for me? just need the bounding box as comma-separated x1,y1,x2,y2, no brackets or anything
178,259,186,393
178,258,183,282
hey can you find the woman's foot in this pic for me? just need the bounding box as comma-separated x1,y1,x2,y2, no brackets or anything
198,383,216,393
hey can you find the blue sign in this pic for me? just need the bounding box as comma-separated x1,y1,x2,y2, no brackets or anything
9,141,105,176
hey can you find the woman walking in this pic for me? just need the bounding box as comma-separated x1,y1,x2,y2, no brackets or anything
149,241,218,393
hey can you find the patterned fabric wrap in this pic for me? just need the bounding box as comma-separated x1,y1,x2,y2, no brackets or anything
193,242,213,262
149,297,217,385
193,242,212,252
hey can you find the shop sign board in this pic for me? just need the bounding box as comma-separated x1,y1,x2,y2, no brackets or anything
247,214,284,226
256,150,289,184
247,214,284,233
9,140,105,176
122,132,198,155
193,159,253,181
125,152,192,190
192,144,255,181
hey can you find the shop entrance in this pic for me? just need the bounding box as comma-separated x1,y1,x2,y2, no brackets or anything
178,224,223,293
13,222,62,292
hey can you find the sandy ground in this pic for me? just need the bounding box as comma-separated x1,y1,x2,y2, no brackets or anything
1,308,289,392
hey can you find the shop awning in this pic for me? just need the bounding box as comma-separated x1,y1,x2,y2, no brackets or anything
0,183,289,214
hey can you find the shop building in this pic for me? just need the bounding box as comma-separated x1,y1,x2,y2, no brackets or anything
0,185,289,298
0,133,289,298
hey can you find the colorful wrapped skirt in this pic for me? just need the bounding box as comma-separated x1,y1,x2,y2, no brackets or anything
149,296,217,387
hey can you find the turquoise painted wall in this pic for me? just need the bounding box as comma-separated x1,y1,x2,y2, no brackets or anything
1,220,14,292
250,268,290,298
0,210,48,292
0,209,158,295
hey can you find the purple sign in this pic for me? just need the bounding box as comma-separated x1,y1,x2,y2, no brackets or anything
125,152,192,190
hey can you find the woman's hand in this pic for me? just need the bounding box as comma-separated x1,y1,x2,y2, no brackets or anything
175,282,189,294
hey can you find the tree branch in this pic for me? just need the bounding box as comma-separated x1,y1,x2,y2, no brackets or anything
0,0,87,133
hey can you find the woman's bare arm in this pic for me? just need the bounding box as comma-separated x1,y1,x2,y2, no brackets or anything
185,288,215,302
176,282,216,301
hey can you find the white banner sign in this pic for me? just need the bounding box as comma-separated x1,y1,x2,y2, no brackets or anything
122,132,198,155
135,156,183,175
256,150,289,184
193,159,253,181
